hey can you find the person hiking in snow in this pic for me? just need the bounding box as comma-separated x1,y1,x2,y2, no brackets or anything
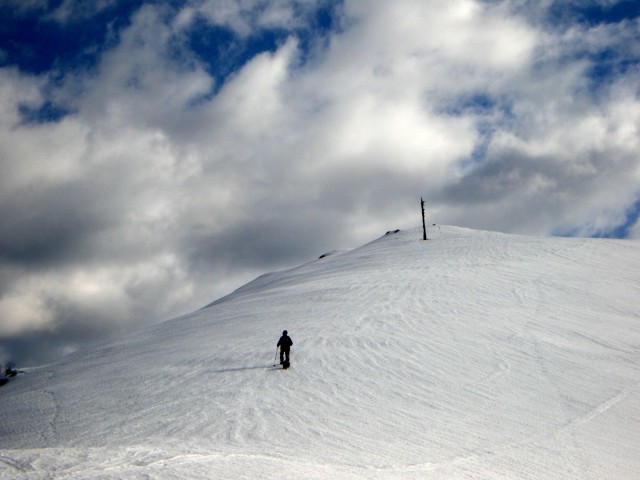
277,330,293,365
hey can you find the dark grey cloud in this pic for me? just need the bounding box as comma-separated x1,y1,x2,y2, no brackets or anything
0,181,116,267
438,144,640,235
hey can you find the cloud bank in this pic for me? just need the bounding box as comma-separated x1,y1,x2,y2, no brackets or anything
1,0,639,364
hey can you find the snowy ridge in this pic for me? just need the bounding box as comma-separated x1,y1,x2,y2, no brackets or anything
1,226,640,479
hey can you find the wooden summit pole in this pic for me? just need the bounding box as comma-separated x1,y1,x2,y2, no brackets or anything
421,197,427,240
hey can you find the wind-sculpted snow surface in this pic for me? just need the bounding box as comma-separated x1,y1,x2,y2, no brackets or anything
2,226,640,479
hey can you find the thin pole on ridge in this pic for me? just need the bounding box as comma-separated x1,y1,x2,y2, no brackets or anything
421,197,428,241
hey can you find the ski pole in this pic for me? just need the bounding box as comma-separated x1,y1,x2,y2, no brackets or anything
273,347,279,366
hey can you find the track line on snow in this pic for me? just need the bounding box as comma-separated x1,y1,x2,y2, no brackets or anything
560,385,633,431
39,371,62,445
0,456,31,473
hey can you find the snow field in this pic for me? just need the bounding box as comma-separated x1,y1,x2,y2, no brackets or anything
1,226,640,479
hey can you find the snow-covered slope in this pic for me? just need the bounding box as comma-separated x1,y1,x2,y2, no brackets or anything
2,226,640,479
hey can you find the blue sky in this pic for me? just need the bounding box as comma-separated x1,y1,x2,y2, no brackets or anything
1,0,639,365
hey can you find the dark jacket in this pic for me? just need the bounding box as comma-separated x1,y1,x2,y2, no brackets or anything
277,334,293,352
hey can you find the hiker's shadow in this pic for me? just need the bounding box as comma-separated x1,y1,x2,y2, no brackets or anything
209,365,278,374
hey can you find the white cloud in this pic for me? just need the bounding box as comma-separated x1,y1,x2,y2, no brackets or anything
0,289,54,337
2,0,119,22
75,5,213,126
47,0,118,23
193,0,329,36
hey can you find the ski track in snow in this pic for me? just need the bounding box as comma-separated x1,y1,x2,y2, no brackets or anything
1,226,640,479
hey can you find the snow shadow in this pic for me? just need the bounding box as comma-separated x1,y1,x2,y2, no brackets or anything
207,365,278,374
